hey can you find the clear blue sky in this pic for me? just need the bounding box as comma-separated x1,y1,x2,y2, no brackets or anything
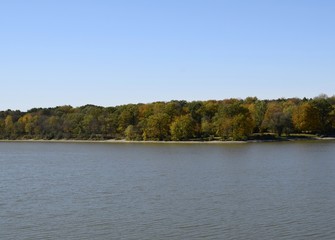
1,0,334,111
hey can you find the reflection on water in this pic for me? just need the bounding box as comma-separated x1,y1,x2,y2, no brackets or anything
1,141,335,239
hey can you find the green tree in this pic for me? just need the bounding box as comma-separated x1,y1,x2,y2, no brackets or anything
101,108,119,138
62,111,84,138
248,100,267,133
117,105,139,133
311,96,333,134
143,113,170,140
170,114,195,140
215,102,254,140
261,102,292,136
44,116,62,139
201,118,215,139
80,105,104,138
124,125,140,140
164,101,187,120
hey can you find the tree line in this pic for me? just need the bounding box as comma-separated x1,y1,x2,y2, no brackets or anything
1,95,335,141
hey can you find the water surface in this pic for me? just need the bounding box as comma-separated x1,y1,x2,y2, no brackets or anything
1,141,335,239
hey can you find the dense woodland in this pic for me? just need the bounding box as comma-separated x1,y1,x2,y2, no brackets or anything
1,95,335,141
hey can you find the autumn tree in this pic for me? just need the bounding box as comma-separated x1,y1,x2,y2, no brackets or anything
4,115,14,137
0,96,333,141
292,102,320,133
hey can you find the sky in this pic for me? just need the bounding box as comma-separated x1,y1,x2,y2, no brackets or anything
1,0,334,111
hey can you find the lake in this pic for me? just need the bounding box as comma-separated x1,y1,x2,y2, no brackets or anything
1,141,335,240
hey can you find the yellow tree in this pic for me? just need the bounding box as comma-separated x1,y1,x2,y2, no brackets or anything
292,102,320,133
4,115,14,137
17,113,33,135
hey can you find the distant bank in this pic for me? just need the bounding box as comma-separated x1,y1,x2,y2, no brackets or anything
0,95,334,142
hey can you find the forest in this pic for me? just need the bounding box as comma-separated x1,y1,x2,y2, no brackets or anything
1,95,335,141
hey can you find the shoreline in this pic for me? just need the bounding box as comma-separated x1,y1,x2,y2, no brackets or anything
0,137,335,144
0,139,247,144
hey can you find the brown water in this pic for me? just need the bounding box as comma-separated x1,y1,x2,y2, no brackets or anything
1,141,335,239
